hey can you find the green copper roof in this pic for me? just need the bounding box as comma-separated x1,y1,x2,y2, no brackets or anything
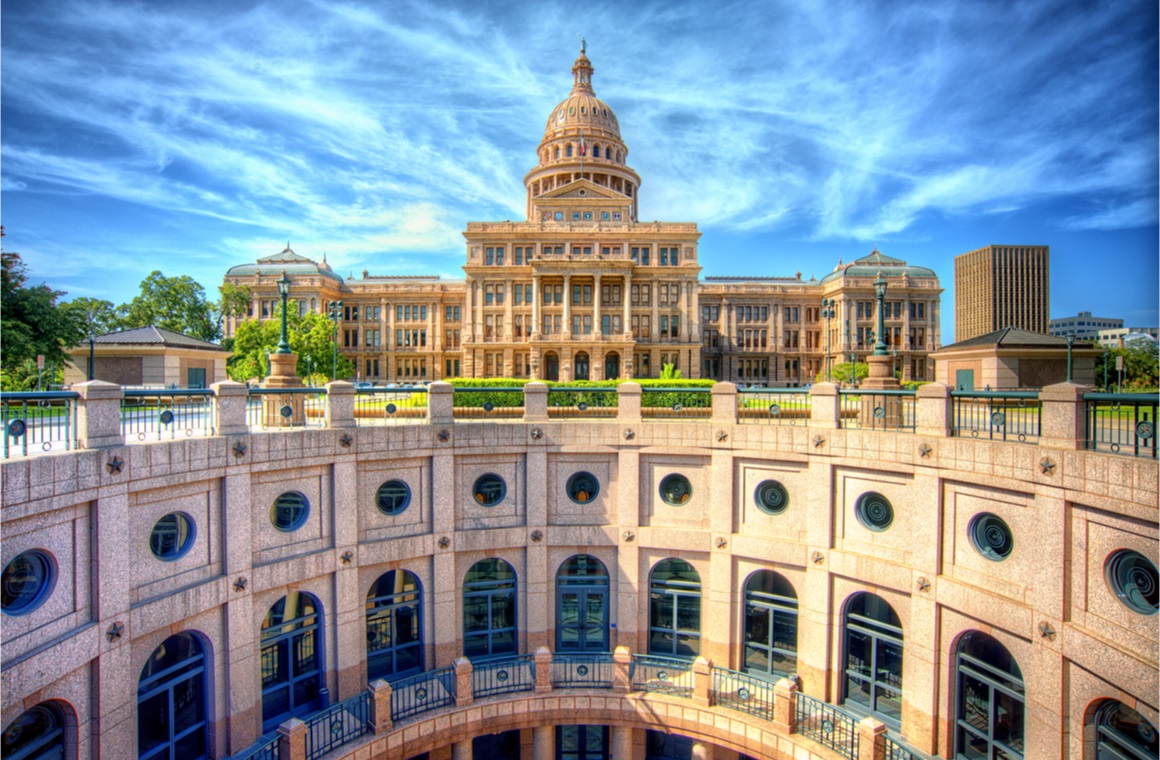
226,246,345,283
819,249,937,284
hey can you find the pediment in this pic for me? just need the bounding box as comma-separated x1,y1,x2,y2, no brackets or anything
537,178,626,201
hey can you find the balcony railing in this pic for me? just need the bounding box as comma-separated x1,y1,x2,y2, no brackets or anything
950,391,1040,444
630,654,694,697
737,387,811,425
354,387,428,426
795,691,860,760
839,390,916,433
640,387,712,421
1,391,78,458
471,654,536,698
1084,393,1158,458
303,692,370,760
389,666,456,722
121,389,215,441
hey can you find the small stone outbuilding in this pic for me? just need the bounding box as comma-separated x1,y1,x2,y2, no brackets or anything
932,327,1101,390
65,325,229,388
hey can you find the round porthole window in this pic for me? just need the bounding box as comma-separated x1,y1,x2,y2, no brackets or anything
271,491,310,532
855,491,894,532
1,550,57,615
567,472,600,504
473,474,506,507
754,480,789,515
659,474,692,506
376,480,412,515
968,513,1013,561
149,512,196,561
1105,549,1159,615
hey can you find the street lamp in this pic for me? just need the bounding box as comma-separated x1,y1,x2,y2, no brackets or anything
821,298,836,382
1103,349,1110,391
275,271,292,355
872,272,888,356
327,300,344,380
1065,332,1075,383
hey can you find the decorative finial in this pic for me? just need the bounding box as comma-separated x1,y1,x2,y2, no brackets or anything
577,33,586,53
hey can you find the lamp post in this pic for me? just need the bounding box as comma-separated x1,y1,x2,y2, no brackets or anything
88,334,96,381
275,271,292,355
821,298,836,382
328,300,344,380
306,356,314,387
1103,349,1110,391
1065,332,1075,383
892,348,898,379
872,272,888,356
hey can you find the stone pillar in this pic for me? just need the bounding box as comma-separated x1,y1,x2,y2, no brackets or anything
532,275,542,339
1040,382,1089,450
262,352,305,427
277,718,307,760
692,656,712,707
650,281,659,353
617,382,642,424
809,382,841,428
623,273,632,336
428,381,454,425
612,726,635,760
691,741,713,760
771,677,797,735
452,739,473,760
856,717,887,760
594,273,603,337
212,381,249,436
474,280,483,341
915,382,952,437
533,726,554,760
504,280,513,341
325,381,356,429
563,274,573,338
534,646,553,694
612,646,632,694
453,657,474,706
524,382,549,424
368,679,393,735
73,380,124,449
711,382,737,424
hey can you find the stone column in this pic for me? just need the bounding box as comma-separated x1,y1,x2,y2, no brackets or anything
563,274,573,338
617,382,642,424
532,274,542,339
504,280,513,341
452,739,473,760
277,718,307,760
679,281,690,341
212,381,249,436
771,677,797,735
368,679,393,735
611,726,635,760
534,646,553,693
612,646,632,693
711,382,737,424
691,742,713,760
650,280,659,349
690,280,701,343
856,717,887,760
73,380,124,449
1040,382,1089,450
428,381,454,425
623,273,632,337
915,383,952,437
594,273,603,339
474,280,483,341
524,382,549,424
809,382,841,428
533,726,554,760
453,657,474,707
324,381,356,429
692,656,713,707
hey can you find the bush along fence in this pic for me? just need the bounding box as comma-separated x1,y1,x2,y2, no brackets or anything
1,380,1155,460
227,646,928,760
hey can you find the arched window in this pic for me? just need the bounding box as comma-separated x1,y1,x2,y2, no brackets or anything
1095,700,1158,759
843,593,903,724
743,570,798,679
2,704,65,760
555,147,560,159
556,555,610,652
593,145,601,158
138,633,208,760
955,632,1024,760
648,559,701,658
260,593,323,731
366,570,423,681
566,144,574,158
463,559,517,659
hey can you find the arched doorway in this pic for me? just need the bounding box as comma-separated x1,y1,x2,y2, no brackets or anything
2,703,66,760
544,353,560,382
463,559,517,659
575,352,590,381
842,592,902,725
260,592,323,731
366,570,423,681
556,555,610,652
138,632,209,760
1094,700,1157,759
955,631,1024,759
743,570,798,680
648,559,701,658
604,353,620,380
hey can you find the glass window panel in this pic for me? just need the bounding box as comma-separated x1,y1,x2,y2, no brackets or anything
773,614,798,653
649,630,674,655
745,644,769,672
745,606,770,643
293,676,319,709
961,674,990,733
491,592,516,629
489,629,516,655
138,692,171,755
675,595,700,631
875,685,902,721
674,633,700,656
262,686,290,724
957,727,989,760
650,593,673,628
464,597,490,632
994,691,1024,752
174,727,207,760
845,630,872,678
845,674,872,709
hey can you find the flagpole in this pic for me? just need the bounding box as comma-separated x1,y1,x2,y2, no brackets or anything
580,129,585,179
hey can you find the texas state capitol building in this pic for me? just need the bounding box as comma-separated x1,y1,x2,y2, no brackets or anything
223,49,942,385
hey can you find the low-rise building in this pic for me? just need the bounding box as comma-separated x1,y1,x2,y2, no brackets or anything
65,325,229,387
1049,311,1123,339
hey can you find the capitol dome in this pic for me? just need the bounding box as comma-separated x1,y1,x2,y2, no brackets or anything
543,51,621,142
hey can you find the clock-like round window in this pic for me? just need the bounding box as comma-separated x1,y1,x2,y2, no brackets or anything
659,474,692,506
968,513,1013,561
754,480,789,515
376,480,412,515
271,491,310,532
1,550,56,615
854,491,894,532
1106,549,1159,615
567,472,600,504
473,474,506,507
150,512,196,561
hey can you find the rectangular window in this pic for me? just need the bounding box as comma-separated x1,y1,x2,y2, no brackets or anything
544,287,552,305
543,315,553,335
513,284,522,304
495,285,504,305
659,315,668,337
553,315,562,334
642,284,651,306
582,315,591,334
659,249,668,266
573,284,582,304
671,315,680,338
583,284,592,304
485,248,495,266
572,315,581,335
514,247,524,266
632,285,640,305
554,285,563,304
485,315,494,341
524,284,533,303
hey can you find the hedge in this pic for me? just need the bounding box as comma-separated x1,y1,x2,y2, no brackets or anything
442,377,715,408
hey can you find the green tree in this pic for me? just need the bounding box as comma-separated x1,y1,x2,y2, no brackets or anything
61,297,121,336
818,361,869,386
227,303,353,382
1095,342,1159,392
1,251,84,390
217,282,252,322
120,271,218,341
659,363,682,380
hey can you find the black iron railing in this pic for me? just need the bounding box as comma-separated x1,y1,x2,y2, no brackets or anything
950,391,1040,443
710,668,775,719
121,389,215,441
839,389,916,432
550,652,614,688
795,692,860,760
1084,393,1158,458
452,387,525,420
354,387,428,425
246,387,328,430
737,388,812,425
303,692,370,760
547,387,618,419
389,666,456,722
629,654,694,697
231,734,279,760
0,391,78,459
471,654,536,698
640,388,712,421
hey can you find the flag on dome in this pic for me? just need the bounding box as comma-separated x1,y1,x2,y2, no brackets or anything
579,132,586,156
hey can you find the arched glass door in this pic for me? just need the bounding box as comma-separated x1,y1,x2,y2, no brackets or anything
955,632,1024,760
366,570,423,681
743,570,798,679
261,593,323,731
2,704,64,760
1095,700,1158,760
463,559,517,659
604,353,620,380
648,559,701,658
138,633,208,760
556,555,610,652
575,352,590,381
545,353,560,382
843,593,903,725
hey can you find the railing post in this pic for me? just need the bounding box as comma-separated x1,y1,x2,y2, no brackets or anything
277,718,307,760
617,382,642,424
692,656,712,707
453,657,474,707
534,646,553,693
809,382,840,429
857,717,887,760
612,646,632,694
368,679,393,735
524,382,549,423
73,380,125,449
325,382,356,429
428,381,454,425
915,382,952,437
211,381,249,436
772,677,797,735
1040,382,1089,450
711,382,737,424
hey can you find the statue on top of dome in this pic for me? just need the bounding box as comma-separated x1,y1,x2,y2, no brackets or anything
577,33,586,53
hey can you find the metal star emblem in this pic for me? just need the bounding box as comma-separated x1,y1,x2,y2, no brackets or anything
917,577,931,592
623,429,635,440
530,530,543,543
813,435,826,448
918,443,932,458
340,550,354,565
622,530,636,542
530,428,543,440
233,577,247,592
811,551,825,564
717,430,728,442
715,537,728,549
232,442,247,458
438,536,451,549
1038,621,1056,641
1039,457,1056,475
106,622,125,642
437,429,450,442
339,434,353,448
106,456,124,474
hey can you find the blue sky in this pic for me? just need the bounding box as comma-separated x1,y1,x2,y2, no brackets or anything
2,0,1157,342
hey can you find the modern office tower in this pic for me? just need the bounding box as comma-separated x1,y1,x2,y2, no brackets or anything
954,245,1049,342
